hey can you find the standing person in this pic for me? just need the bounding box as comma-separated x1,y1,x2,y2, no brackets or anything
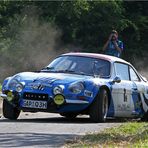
102,30,124,57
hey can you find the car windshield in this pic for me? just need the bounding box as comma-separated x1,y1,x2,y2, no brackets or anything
42,55,111,78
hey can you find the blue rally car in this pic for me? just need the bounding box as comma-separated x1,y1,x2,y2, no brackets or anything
1,53,148,122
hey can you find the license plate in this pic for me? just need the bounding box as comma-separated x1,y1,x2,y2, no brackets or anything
22,99,47,109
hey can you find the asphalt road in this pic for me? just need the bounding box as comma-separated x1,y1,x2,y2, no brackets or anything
0,107,123,148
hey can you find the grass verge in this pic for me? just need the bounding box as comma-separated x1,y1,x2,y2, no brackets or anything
66,122,148,147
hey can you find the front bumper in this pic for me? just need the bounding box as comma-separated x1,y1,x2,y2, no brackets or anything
0,93,89,104
1,92,90,113
0,94,7,99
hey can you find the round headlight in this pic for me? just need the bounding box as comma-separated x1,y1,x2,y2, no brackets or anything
53,94,65,105
53,85,64,95
8,75,22,90
16,83,23,92
69,82,84,94
7,75,25,92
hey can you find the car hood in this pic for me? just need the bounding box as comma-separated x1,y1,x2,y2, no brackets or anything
17,72,92,85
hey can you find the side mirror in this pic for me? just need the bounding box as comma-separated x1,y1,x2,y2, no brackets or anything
112,76,121,83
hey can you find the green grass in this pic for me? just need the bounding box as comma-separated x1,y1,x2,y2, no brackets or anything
66,122,148,147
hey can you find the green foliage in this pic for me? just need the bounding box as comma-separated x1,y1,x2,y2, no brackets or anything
48,1,124,49
0,1,147,81
66,122,148,147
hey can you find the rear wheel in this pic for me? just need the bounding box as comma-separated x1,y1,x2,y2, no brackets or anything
141,111,148,121
60,113,77,119
89,89,109,122
3,99,20,120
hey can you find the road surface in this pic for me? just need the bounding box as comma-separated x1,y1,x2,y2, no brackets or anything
0,100,121,148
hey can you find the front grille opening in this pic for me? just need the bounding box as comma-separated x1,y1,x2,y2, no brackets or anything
23,92,48,101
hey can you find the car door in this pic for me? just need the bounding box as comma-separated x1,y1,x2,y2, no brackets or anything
112,62,135,117
129,66,145,115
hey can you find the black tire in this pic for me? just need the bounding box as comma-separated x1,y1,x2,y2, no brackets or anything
3,99,20,120
60,113,77,119
141,111,148,121
89,89,109,122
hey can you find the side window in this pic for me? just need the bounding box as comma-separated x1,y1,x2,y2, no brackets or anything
129,67,140,81
114,63,129,80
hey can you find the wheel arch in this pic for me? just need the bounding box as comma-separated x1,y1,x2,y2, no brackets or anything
99,85,111,108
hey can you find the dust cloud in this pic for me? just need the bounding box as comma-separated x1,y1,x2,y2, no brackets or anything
131,55,148,79
0,6,67,81
0,6,147,82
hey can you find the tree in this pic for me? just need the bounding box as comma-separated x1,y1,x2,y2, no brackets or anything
0,0,147,81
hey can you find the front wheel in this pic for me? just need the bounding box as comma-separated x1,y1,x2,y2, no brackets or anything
89,89,109,122
3,99,20,120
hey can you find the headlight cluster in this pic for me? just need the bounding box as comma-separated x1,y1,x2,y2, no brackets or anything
69,82,84,94
15,83,24,92
8,75,25,92
53,85,64,95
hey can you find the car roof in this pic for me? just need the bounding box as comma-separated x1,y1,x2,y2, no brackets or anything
62,52,130,65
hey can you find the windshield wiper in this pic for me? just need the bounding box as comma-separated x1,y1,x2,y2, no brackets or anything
71,71,92,76
41,67,54,71
93,75,110,78
54,70,75,73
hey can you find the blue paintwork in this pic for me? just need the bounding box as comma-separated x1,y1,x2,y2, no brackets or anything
107,86,115,117
2,71,116,115
1,53,147,118
132,91,144,116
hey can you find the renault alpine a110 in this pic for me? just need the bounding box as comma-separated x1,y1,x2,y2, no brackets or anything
1,53,148,122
